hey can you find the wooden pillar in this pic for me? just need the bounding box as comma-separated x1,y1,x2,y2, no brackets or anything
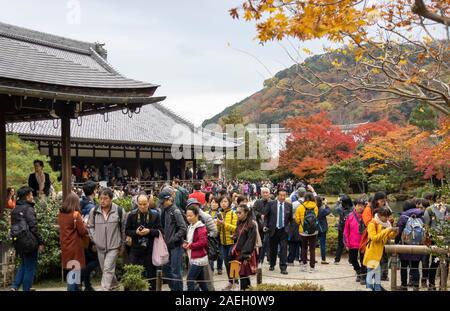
61,107,72,200
136,147,141,181
180,159,186,180
390,253,398,291
0,112,6,215
440,257,448,291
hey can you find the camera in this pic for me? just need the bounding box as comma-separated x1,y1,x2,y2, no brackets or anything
138,237,148,248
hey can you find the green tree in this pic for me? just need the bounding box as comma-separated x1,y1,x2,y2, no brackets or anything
323,157,366,194
6,134,61,192
409,103,438,132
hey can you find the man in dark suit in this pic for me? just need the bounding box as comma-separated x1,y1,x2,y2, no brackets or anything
263,189,292,274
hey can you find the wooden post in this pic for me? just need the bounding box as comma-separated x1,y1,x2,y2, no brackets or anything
439,257,448,291
60,106,72,200
156,270,162,291
257,267,262,285
136,147,141,181
390,253,398,291
0,111,6,215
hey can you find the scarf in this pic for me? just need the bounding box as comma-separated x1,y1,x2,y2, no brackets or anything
35,172,45,193
374,213,392,228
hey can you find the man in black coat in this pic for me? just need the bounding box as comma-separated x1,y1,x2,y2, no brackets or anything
28,160,51,197
10,186,44,291
263,189,292,274
125,193,162,291
253,187,272,263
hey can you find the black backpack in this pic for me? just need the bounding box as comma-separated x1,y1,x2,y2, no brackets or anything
10,211,38,255
302,206,319,235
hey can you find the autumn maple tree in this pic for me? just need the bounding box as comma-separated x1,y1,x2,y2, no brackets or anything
230,0,450,115
279,111,357,182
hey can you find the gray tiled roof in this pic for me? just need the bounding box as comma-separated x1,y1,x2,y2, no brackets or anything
8,103,238,149
0,21,156,89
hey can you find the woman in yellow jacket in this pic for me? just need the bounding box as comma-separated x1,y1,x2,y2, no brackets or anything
363,207,398,291
295,193,319,272
216,196,237,290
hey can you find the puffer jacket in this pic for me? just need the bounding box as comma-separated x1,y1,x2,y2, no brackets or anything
187,221,208,260
343,211,363,249
295,201,319,235
88,203,126,252
217,208,237,246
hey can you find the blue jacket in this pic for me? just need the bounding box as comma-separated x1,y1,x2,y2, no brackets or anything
80,196,96,217
318,205,331,233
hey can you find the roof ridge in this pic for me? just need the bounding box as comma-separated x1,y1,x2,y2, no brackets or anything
0,21,94,54
153,103,197,131
89,47,120,75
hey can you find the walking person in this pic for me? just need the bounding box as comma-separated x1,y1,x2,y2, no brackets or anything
216,196,238,290
125,193,162,291
264,189,292,275
317,196,331,264
80,181,99,291
159,189,187,291
184,204,209,291
344,198,366,283
295,192,319,272
10,187,44,291
253,187,271,264
334,194,354,264
58,192,89,291
232,204,257,291
88,188,126,291
287,187,306,265
208,196,224,275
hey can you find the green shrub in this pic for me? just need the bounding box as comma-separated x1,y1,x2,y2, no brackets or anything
113,196,133,212
236,170,267,182
120,264,148,291
325,227,339,254
248,282,324,291
35,198,62,280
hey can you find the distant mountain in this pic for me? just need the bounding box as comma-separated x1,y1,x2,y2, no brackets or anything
202,52,417,127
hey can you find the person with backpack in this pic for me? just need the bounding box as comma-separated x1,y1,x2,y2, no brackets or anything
172,178,189,211
344,198,366,283
395,200,424,291
125,193,161,291
232,204,258,291
10,187,44,291
295,192,319,272
79,181,99,291
363,207,398,291
58,192,89,291
317,196,331,265
216,195,238,290
159,189,187,291
183,204,209,291
423,192,449,290
334,194,354,264
287,187,305,266
88,188,126,291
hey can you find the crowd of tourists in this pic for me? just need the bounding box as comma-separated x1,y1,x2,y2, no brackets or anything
5,161,450,292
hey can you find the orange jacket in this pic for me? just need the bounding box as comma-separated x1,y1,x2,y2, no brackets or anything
362,205,373,226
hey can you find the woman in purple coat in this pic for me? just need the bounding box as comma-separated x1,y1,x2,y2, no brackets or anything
395,200,425,291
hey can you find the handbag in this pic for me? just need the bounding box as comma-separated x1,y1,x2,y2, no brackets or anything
231,224,257,276
152,230,170,266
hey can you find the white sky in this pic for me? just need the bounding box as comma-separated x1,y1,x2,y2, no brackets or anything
0,0,329,125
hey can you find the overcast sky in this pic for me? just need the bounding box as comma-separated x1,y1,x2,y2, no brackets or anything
0,0,330,125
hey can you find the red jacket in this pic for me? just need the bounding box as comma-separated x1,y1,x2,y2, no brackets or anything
190,225,208,259
189,191,206,206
